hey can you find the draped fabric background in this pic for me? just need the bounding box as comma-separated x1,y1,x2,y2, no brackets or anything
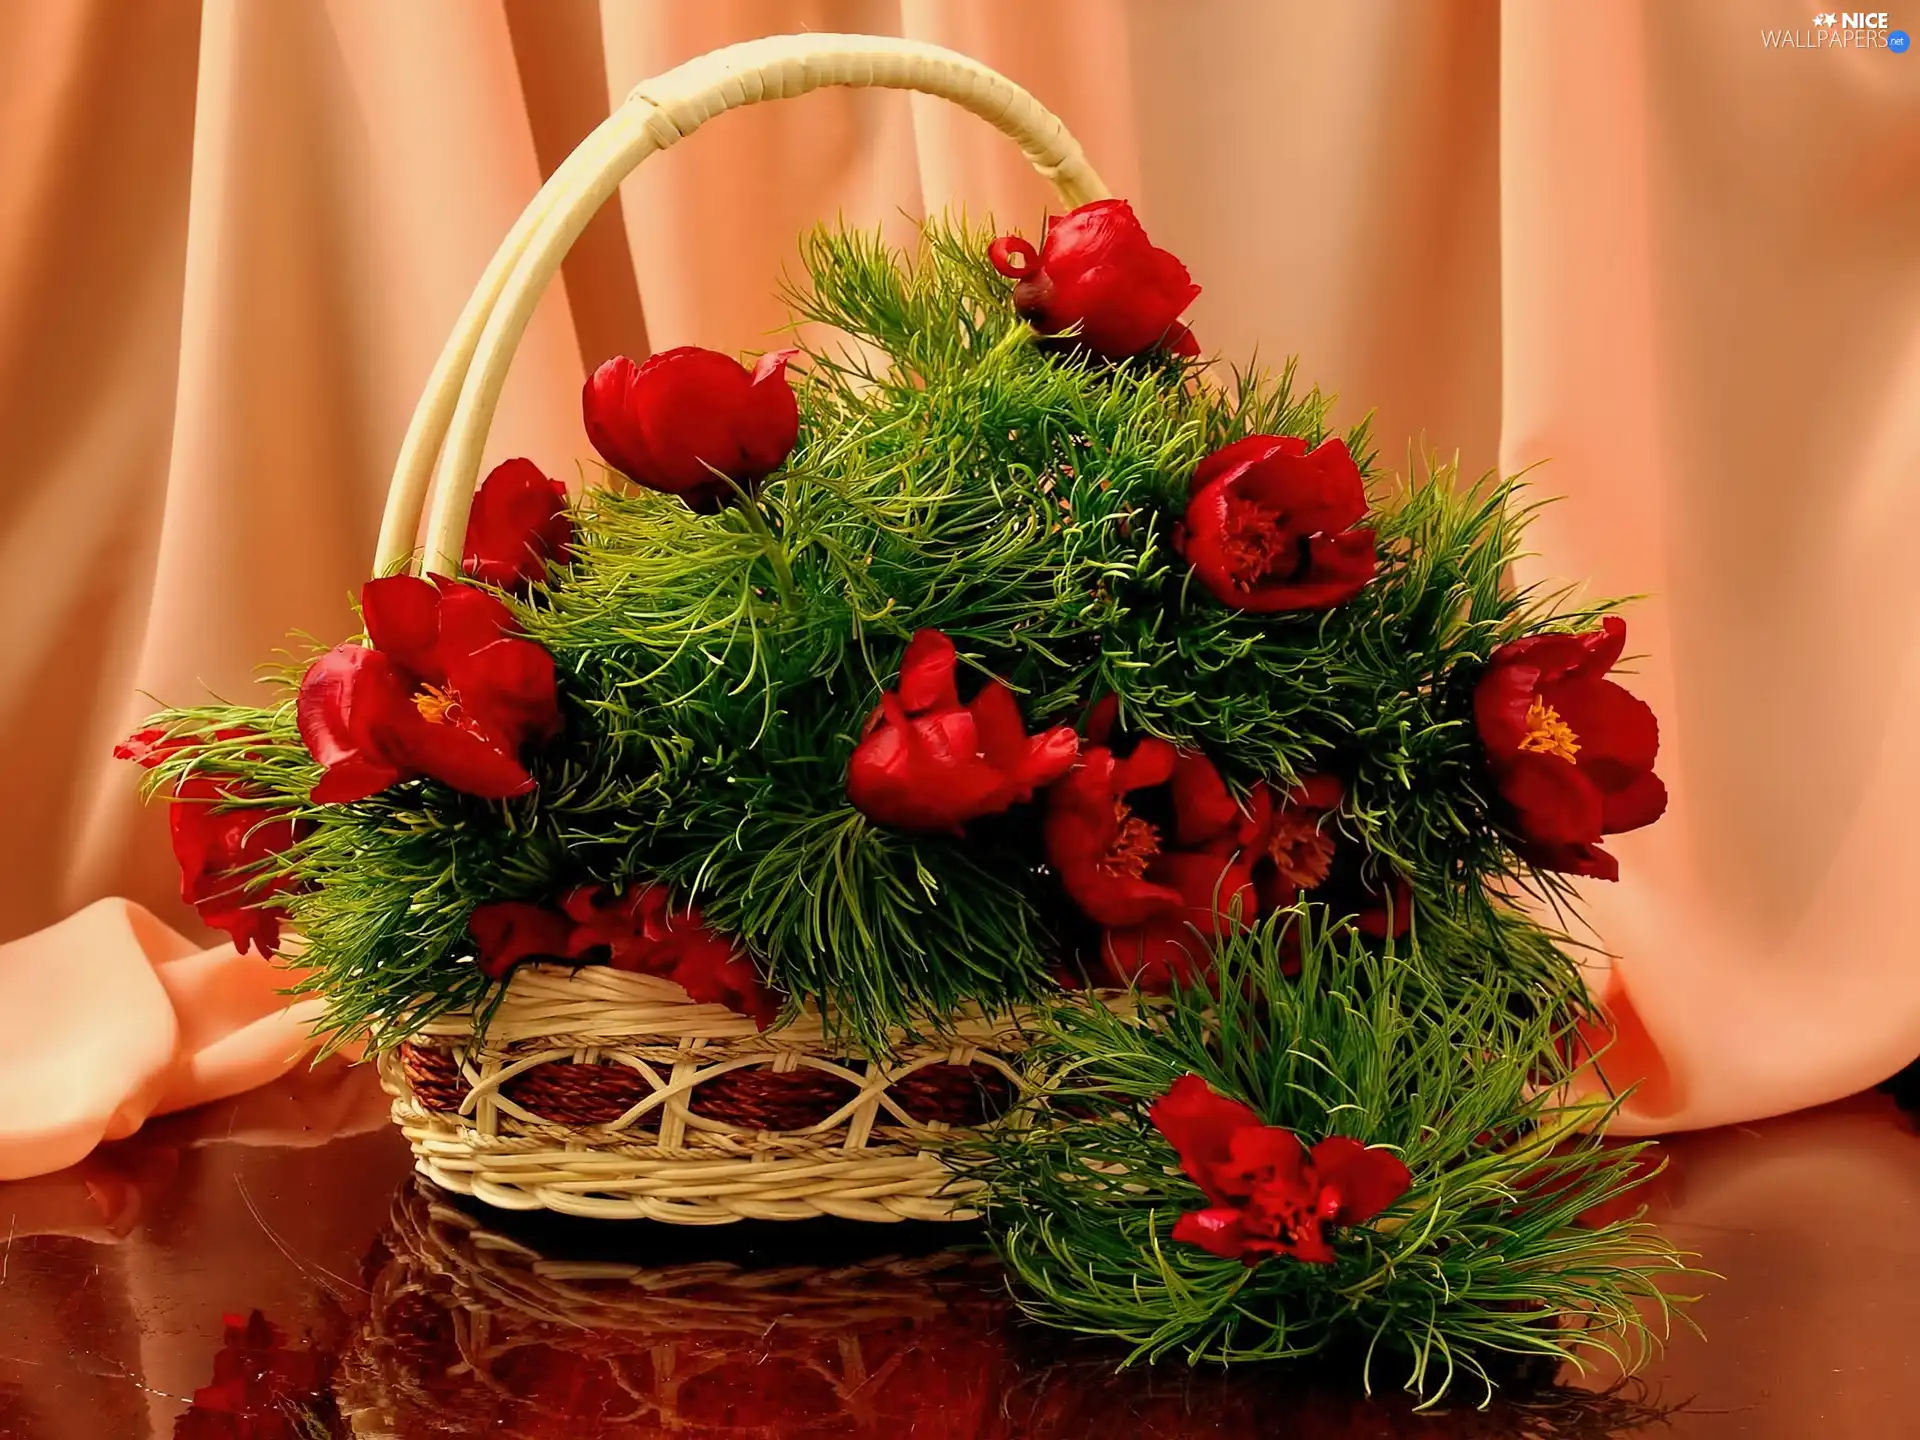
2,0,1915,1146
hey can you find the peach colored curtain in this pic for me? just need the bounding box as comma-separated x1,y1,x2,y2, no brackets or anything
2,0,1915,1150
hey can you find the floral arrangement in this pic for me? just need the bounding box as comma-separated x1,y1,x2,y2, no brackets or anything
125,200,1685,1396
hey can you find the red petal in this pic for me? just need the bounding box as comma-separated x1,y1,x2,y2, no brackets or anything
1523,840,1621,881
1601,769,1668,835
1550,677,1659,779
433,582,519,660
1225,1124,1310,1190
1082,694,1121,744
847,704,1005,831
114,727,172,767
1170,752,1241,849
896,629,960,714
1102,914,1215,993
1486,617,1628,688
1111,736,1178,793
968,681,1028,769
1170,1207,1252,1260
446,636,562,748
308,757,405,805
1474,657,1543,756
988,234,1039,278
582,355,655,482
1309,1136,1413,1225
1498,752,1605,847
296,643,414,802
1191,435,1302,496
1149,1074,1263,1204
360,576,443,680
388,718,535,800
739,349,801,477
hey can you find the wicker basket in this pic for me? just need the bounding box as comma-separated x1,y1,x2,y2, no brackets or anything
371,35,1110,1223
339,1179,1011,1438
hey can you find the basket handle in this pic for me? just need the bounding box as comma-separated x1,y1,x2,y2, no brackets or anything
374,33,1109,579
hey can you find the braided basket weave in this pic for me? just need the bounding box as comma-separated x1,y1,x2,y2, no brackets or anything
373,34,1110,1223
340,1180,1010,1437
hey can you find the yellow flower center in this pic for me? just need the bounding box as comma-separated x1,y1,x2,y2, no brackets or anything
1266,810,1337,891
1104,804,1162,878
1518,697,1580,762
413,684,464,727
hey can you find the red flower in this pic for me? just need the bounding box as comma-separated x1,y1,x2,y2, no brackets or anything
462,457,572,590
296,576,561,803
466,901,572,977
115,727,306,957
167,777,307,958
468,884,780,1029
1181,435,1376,612
1046,724,1267,990
1247,773,1410,956
1474,616,1666,881
1249,774,1344,913
988,199,1200,359
1044,738,1184,927
583,346,799,509
847,630,1079,833
1100,850,1257,991
1150,1074,1411,1265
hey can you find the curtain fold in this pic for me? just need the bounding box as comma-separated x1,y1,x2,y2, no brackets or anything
2,0,1914,1144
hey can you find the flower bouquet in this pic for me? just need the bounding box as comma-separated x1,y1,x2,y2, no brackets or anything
123,34,1686,1393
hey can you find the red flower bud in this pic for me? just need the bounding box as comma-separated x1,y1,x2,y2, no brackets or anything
1474,616,1666,881
1150,1074,1411,1265
847,630,1079,833
990,200,1200,359
1181,435,1376,612
297,576,562,803
462,458,572,590
582,346,799,509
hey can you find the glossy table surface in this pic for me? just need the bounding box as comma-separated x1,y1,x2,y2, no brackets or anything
2,1060,1917,1439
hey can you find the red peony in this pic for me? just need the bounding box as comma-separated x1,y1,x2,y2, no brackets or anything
582,346,799,509
297,575,561,804
1474,616,1666,880
1044,737,1184,927
1150,1074,1411,1265
847,629,1079,833
1249,773,1344,914
466,901,572,976
1181,435,1376,613
1100,850,1257,992
462,457,572,590
988,199,1200,359
167,778,307,959
115,727,306,957
1248,773,1411,953
1046,715,1267,990
468,884,779,1029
